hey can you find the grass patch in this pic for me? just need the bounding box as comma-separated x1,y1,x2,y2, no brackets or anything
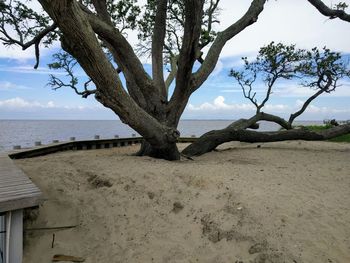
303,124,350,143
328,134,350,142
303,124,333,131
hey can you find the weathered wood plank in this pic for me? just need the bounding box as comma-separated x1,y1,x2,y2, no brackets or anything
0,154,42,213
0,196,42,213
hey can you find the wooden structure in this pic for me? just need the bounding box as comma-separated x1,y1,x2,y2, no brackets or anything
0,154,42,263
8,137,197,160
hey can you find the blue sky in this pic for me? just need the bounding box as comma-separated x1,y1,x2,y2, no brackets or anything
0,0,350,120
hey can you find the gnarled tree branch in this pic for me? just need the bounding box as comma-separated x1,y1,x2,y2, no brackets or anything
48,52,96,98
84,11,162,106
307,0,350,22
152,0,168,98
167,0,205,125
165,54,178,93
0,1,58,69
182,122,350,157
192,0,266,90
0,21,57,68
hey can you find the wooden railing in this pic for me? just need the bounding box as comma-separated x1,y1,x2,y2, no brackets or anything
8,137,197,160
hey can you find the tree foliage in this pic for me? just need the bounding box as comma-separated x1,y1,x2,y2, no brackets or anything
230,42,350,118
0,0,58,68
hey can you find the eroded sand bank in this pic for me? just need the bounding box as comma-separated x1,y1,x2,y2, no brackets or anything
15,141,350,263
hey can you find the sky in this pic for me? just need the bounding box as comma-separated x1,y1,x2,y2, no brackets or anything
0,0,350,120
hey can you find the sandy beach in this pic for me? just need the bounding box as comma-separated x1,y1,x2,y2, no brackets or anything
15,141,350,263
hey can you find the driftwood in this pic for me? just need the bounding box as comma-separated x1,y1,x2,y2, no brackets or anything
182,121,350,157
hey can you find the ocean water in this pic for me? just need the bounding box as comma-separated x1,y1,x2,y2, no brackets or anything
0,119,323,152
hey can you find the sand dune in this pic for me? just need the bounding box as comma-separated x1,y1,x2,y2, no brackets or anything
16,141,350,263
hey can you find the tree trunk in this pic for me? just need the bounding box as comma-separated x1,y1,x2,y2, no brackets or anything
38,0,182,160
136,140,180,160
182,123,350,157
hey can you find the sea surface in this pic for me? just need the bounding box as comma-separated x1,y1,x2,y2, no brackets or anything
0,119,323,152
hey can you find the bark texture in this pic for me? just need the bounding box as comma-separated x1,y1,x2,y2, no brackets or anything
307,0,350,22
182,122,350,157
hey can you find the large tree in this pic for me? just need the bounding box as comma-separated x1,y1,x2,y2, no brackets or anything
0,0,349,160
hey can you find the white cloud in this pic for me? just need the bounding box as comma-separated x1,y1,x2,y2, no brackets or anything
275,82,350,98
302,103,350,114
294,99,350,115
0,97,56,109
0,45,37,60
0,81,29,90
0,97,106,112
185,96,350,120
221,88,267,94
0,97,115,120
187,96,289,113
0,65,66,75
220,89,241,93
295,99,305,108
264,104,290,112
274,85,315,97
222,81,350,98
217,0,350,57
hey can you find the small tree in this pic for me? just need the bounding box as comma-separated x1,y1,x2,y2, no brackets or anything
1,0,349,160
182,42,350,157
231,43,350,127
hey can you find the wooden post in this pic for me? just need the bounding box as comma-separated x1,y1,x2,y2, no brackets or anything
10,209,23,263
5,209,23,263
0,214,4,263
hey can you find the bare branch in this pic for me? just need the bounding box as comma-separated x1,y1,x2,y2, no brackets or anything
192,0,266,90
307,0,350,22
0,22,57,69
50,76,96,98
257,73,278,112
84,11,160,102
288,72,332,124
48,52,96,98
0,1,58,68
233,71,260,110
165,55,178,92
199,0,220,49
152,0,168,97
